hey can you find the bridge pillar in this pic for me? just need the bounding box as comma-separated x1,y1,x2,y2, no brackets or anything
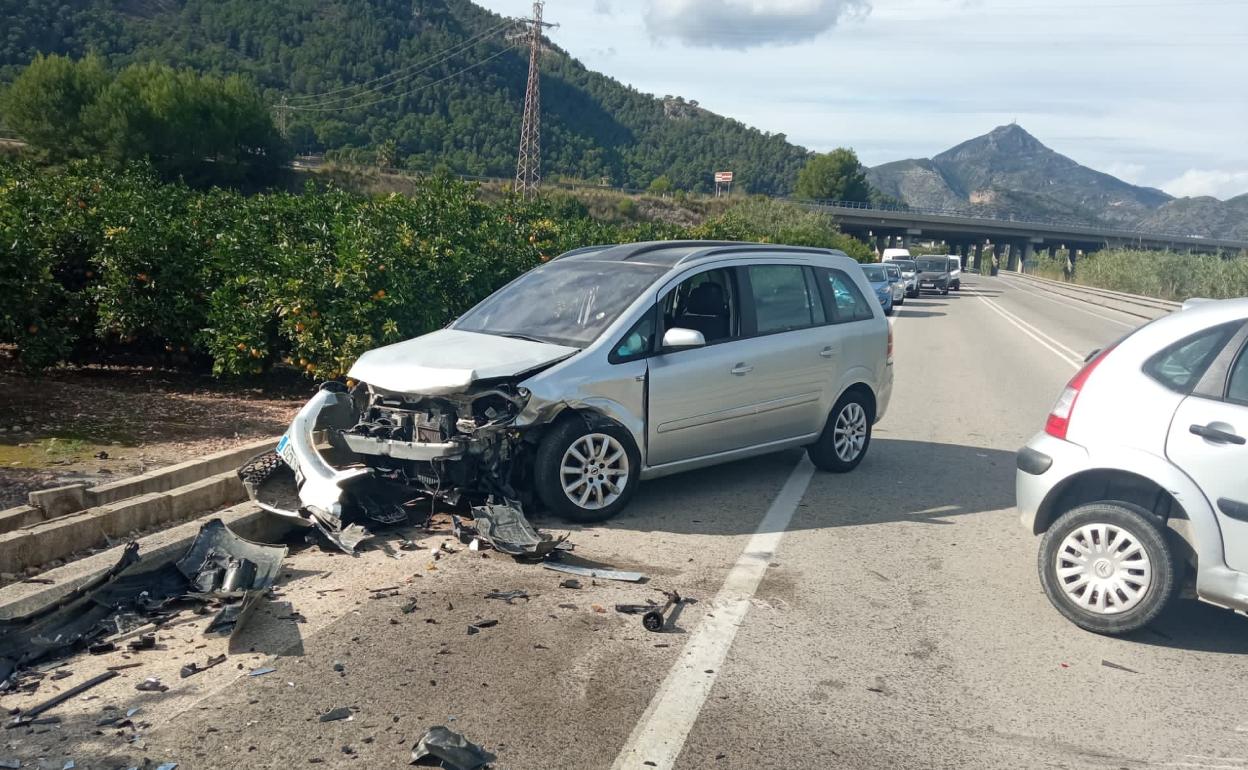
875,234,886,257
1005,243,1019,272
1048,245,1058,259
1020,241,1034,272
901,233,913,248
973,242,984,272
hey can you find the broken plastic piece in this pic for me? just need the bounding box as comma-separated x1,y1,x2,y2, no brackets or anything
319,707,353,723
155,764,178,770
127,633,156,652
541,562,645,583
135,677,168,692
249,666,276,677
484,590,529,605
10,670,118,724
470,502,563,558
410,725,496,770
0,759,19,769
176,519,287,637
180,654,227,679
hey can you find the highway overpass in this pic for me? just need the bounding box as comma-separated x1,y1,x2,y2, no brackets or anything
807,200,1248,269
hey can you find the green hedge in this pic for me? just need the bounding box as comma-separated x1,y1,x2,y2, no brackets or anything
0,160,872,375
1030,249,1248,302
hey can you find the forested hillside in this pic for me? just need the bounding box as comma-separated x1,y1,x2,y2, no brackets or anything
0,0,811,194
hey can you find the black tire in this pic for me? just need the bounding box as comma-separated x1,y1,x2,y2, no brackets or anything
940,286,950,295
1037,501,1178,635
952,280,961,291
884,304,894,316
895,295,905,306
534,417,641,523
807,390,873,473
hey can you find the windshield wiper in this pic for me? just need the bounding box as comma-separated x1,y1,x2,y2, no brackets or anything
498,332,553,344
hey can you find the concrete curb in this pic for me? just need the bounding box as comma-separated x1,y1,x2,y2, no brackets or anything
10,437,277,528
0,470,248,574
0,502,293,619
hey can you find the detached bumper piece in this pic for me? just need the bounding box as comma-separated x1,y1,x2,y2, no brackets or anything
176,519,287,636
468,501,565,559
411,726,497,770
0,519,286,683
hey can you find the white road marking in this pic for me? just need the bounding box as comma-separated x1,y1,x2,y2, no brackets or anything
1003,277,1138,329
979,296,1082,370
610,457,816,770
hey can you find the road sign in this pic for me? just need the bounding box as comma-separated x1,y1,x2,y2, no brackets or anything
714,171,734,183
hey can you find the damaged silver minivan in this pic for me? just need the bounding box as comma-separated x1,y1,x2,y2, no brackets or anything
241,241,893,547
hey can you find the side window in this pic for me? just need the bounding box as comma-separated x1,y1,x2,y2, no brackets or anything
1144,324,1238,394
746,265,818,334
610,306,657,364
1227,347,1248,405
819,268,874,323
661,268,739,345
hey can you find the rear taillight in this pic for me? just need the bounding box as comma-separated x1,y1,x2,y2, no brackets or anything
887,323,894,363
1044,345,1115,440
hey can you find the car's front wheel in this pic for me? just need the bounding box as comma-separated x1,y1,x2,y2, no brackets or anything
807,391,872,473
534,418,641,523
1038,501,1178,635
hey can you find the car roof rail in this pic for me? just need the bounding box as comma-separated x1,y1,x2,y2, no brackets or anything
679,244,845,264
549,245,614,261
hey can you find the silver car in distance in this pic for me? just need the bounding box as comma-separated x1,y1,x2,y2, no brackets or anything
247,241,893,545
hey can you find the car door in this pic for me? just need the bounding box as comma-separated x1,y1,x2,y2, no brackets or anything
1166,325,1248,572
732,263,838,445
646,266,758,467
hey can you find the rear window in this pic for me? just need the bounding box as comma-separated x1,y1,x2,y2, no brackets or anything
1143,323,1240,393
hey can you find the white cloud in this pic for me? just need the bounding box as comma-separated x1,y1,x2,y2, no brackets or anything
1162,169,1248,200
644,0,870,49
1101,162,1146,186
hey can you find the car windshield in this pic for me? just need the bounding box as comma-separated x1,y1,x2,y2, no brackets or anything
454,260,665,347
893,260,917,272
917,260,947,272
861,265,887,282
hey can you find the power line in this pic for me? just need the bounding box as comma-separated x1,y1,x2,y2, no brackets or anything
286,46,520,112
287,18,513,104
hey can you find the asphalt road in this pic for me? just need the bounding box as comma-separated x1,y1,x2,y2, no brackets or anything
5,274,1247,770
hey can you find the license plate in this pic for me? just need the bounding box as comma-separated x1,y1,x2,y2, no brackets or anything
277,434,297,470
921,282,934,287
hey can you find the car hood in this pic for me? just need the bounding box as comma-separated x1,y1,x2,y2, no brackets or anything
347,329,580,396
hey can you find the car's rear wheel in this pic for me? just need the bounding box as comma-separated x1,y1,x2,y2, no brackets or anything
807,391,872,473
534,418,640,523
1038,501,1178,635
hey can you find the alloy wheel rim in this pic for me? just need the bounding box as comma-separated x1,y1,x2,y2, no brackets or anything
1055,523,1152,615
833,402,867,462
560,433,629,510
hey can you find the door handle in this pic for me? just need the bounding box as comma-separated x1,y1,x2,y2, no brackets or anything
1217,498,1248,522
819,347,836,359
1189,424,1246,445
730,363,754,376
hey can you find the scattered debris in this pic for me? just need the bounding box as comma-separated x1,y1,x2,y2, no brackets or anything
0,760,19,769
542,562,646,583
558,579,582,590
155,763,178,770
9,670,118,725
614,603,655,615
180,654,227,679
319,707,353,723
484,590,529,605
136,677,168,693
410,725,497,770
50,670,72,681
1101,659,1140,674
332,661,346,673
591,604,606,613
127,633,156,652
643,591,683,633
249,666,276,677
471,502,565,559
107,662,143,672
467,619,498,635
87,642,117,656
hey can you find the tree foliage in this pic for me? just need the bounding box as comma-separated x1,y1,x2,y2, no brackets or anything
795,148,871,202
0,0,813,194
3,54,289,184
0,159,876,372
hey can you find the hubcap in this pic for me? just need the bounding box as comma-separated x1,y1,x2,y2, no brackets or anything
1055,523,1152,615
833,402,867,462
560,433,629,510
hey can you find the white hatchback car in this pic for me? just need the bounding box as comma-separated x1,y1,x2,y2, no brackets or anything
1017,298,1248,634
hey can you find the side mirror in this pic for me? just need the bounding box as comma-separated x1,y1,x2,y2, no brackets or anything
662,327,706,351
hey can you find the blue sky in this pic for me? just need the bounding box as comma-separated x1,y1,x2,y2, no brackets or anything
475,0,1248,200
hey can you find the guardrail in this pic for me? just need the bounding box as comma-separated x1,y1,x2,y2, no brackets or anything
999,271,1179,319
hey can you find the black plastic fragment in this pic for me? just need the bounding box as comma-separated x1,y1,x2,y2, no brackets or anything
410,725,496,769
